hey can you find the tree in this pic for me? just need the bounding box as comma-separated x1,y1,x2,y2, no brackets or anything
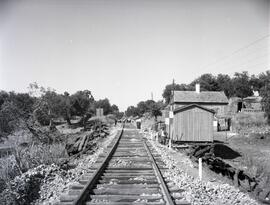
261,83,270,124
0,91,9,107
71,90,94,116
137,101,149,115
190,73,219,91
0,92,35,139
32,89,68,127
231,71,253,98
0,101,22,139
111,104,119,114
8,92,35,116
249,74,263,92
258,70,270,123
115,111,124,119
162,83,193,104
126,100,164,119
257,70,270,93
126,106,139,117
149,100,163,120
94,98,112,115
69,90,95,126
216,74,234,97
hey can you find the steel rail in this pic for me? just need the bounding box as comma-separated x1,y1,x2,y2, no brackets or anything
143,140,176,205
72,124,125,205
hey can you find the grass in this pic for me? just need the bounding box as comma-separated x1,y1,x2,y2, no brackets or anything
14,143,67,172
0,142,67,193
232,112,267,133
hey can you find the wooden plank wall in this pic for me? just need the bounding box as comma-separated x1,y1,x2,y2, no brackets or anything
173,107,213,142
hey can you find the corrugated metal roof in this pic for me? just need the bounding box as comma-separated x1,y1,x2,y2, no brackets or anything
173,91,228,104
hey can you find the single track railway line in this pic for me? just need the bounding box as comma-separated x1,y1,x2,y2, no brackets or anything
60,124,190,205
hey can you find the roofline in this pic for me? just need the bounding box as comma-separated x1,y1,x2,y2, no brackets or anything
172,101,228,105
173,104,216,114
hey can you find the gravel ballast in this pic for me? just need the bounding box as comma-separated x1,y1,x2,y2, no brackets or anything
144,132,260,205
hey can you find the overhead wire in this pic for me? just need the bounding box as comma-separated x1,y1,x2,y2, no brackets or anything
199,34,270,74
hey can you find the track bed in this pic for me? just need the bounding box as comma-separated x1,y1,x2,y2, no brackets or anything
60,124,190,205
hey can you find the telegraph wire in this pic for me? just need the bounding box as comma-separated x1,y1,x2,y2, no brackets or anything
200,34,270,73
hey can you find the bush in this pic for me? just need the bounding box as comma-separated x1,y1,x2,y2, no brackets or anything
0,102,21,139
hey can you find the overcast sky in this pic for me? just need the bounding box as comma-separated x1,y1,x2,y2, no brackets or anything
0,0,269,111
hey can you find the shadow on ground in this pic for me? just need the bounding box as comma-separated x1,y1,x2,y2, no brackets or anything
213,144,241,159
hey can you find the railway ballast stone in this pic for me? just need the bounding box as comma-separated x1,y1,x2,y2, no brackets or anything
145,133,260,205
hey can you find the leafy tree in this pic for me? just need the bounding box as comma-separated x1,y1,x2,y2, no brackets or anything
0,91,9,107
94,98,112,115
216,74,234,97
111,104,123,118
261,83,270,124
257,70,270,93
126,106,139,117
231,71,253,98
111,104,119,113
70,90,94,116
190,73,219,91
115,111,124,119
249,74,263,91
0,92,35,139
137,101,148,115
8,92,35,116
149,100,163,120
162,83,193,104
126,100,164,119
0,101,22,139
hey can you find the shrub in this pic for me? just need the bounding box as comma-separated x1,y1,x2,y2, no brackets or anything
0,102,21,139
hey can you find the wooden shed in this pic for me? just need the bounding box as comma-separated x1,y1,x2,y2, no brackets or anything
173,104,214,142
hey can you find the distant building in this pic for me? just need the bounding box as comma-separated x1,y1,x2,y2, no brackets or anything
227,95,263,115
171,84,229,117
96,108,104,117
242,96,262,112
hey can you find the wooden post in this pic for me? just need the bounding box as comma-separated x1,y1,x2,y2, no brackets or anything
199,158,202,181
169,139,172,149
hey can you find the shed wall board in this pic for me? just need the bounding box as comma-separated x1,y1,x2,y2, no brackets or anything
173,107,213,142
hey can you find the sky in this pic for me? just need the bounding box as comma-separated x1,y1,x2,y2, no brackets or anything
0,0,269,111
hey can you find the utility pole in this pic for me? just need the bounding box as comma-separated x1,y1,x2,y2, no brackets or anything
151,92,153,101
168,79,175,148
172,79,175,102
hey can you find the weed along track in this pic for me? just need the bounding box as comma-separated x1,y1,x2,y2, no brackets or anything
59,124,190,205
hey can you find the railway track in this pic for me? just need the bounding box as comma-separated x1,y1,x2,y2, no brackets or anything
60,124,190,205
